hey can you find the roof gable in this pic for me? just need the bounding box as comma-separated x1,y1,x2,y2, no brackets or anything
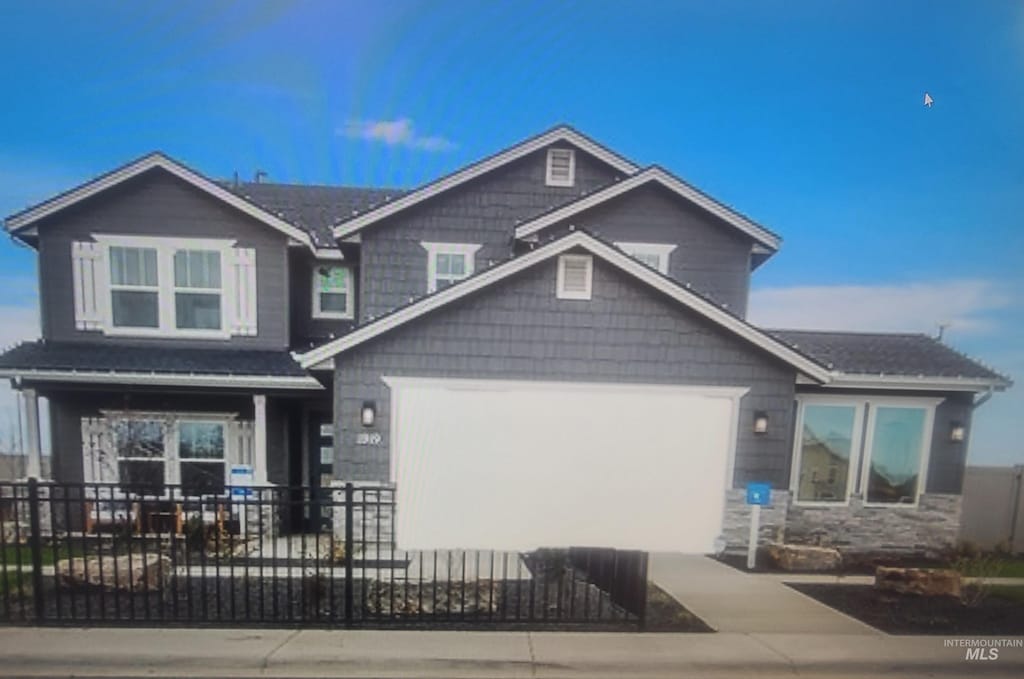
331,126,640,240
297,231,830,381
513,167,781,252
4,152,329,254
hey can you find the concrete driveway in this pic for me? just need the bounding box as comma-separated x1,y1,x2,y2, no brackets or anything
649,553,880,635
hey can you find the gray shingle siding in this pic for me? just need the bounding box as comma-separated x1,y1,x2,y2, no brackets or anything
358,146,624,321
335,255,797,486
530,184,755,316
37,169,291,350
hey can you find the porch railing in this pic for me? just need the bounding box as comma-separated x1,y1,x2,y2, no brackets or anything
0,479,648,630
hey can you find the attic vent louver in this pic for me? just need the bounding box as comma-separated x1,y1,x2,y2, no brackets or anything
546,148,576,187
557,254,592,300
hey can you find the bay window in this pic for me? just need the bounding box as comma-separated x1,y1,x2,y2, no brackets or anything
791,397,937,507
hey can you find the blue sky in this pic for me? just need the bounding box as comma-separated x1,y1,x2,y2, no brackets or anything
0,1,1021,463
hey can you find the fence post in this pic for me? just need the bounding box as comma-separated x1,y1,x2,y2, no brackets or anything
344,482,354,627
636,551,649,631
27,478,45,622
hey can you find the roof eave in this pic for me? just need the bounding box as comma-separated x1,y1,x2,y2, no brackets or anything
799,372,1012,392
331,126,640,240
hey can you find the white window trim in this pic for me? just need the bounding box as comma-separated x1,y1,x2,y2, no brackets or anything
104,410,236,495
613,242,677,275
556,254,593,300
859,396,941,509
311,264,354,320
93,235,236,339
789,395,941,509
789,395,865,507
545,148,576,187
421,242,481,293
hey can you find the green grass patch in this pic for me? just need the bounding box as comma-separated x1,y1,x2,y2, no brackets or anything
959,556,1024,578
0,543,88,567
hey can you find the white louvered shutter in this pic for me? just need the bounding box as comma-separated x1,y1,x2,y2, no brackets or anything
82,417,118,484
557,254,593,300
229,247,258,336
71,241,104,331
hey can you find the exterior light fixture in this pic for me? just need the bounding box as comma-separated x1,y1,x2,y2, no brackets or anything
361,401,376,428
950,422,965,443
753,411,769,435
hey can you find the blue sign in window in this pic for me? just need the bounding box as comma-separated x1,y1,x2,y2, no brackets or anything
746,482,772,506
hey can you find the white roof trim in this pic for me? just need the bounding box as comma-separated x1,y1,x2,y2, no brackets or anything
5,152,317,251
800,373,1011,392
513,167,781,251
297,231,831,381
332,127,639,239
1,368,323,391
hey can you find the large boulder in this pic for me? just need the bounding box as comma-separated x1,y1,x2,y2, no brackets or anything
56,553,171,591
766,543,842,572
875,567,961,597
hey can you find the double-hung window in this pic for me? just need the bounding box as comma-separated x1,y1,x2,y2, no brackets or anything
178,421,227,496
174,250,222,330
95,236,234,338
109,246,160,328
791,397,937,506
422,242,481,293
312,265,353,319
614,242,677,275
113,418,167,495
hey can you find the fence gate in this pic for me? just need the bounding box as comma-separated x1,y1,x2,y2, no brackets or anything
0,479,647,630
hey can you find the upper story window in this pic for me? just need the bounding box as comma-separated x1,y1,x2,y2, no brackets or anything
614,242,677,275
84,235,255,339
174,250,222,330
545,148,576,187
791,396,938,507
109,246,160,328
421,242,481,293
312,265,354,319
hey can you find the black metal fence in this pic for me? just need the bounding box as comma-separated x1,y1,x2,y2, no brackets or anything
0,479,647,630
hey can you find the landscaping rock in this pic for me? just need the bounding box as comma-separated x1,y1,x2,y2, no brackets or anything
365,579,500,615
874,566,961,597
766,543,842,571
57,553,171,591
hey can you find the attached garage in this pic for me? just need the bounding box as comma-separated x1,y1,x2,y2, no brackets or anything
387,377,746,553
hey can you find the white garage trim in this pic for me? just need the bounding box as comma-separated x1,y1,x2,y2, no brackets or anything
383,376,749,399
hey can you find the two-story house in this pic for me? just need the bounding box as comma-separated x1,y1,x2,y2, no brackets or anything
0,126,1010,554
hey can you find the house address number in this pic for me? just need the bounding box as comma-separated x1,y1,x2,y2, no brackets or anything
356,432,382,446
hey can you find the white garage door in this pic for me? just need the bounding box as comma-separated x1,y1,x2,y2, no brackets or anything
387,378,746,553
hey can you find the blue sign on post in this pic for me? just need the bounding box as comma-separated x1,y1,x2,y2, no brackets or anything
230,464,254,497
746,482,772,506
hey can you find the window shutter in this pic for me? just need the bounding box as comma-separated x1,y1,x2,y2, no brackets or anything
229,247,258,336
71,241,104,331
82,417,118,484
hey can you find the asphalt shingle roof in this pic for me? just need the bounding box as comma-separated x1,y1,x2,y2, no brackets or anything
767,329,1009,382
0,342,308,378
224,181,407,247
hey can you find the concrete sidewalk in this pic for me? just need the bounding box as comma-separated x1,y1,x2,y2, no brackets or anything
0,626,1021,678
648,553,879,634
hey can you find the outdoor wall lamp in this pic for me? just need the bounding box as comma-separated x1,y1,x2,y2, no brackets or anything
361,401,376,428
950,422,965,443
753,411,769,435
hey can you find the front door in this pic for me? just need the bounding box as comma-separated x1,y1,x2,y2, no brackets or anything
308,412,335,532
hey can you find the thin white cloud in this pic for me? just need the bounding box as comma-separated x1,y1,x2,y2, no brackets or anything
748,279,1010,336
339,118,456,151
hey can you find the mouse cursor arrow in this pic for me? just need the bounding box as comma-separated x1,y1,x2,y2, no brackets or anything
924,92,934,108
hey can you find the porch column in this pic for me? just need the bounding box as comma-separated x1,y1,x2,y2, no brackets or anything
22,388,42,480
253,394,268,485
